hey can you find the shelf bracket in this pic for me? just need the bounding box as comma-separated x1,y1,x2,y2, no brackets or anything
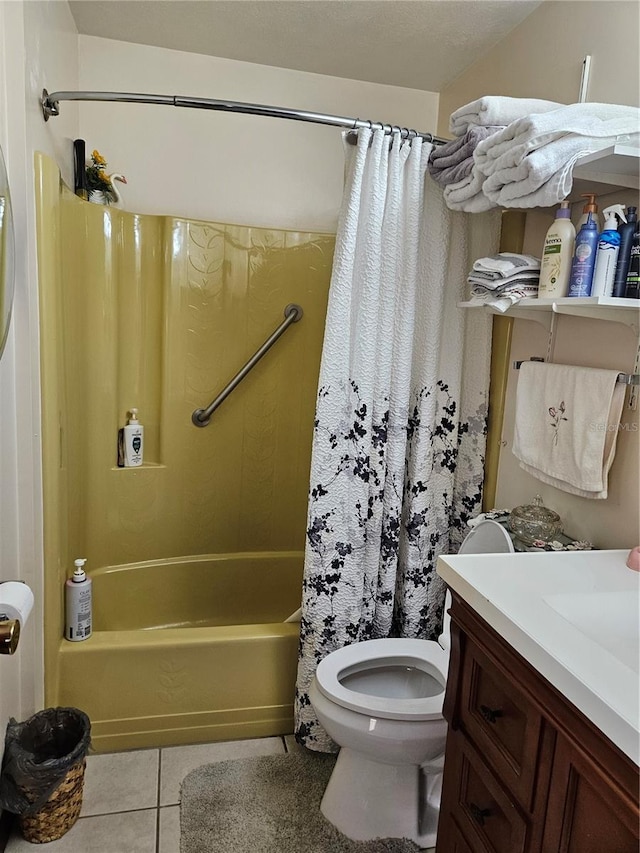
551,301,639,332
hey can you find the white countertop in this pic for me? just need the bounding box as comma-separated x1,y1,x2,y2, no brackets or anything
436,549,640,765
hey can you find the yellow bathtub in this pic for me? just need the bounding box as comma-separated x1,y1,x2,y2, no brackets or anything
57,552,303,753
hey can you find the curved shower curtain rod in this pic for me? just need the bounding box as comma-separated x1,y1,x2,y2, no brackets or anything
40,88,448,145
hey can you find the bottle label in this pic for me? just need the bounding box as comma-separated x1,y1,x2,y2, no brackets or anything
575,243,593,262
543,244,562,256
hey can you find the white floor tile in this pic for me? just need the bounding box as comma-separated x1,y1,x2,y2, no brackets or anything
81,749,159,816
158,806,180,853
159,736,285,805
6,809,157,853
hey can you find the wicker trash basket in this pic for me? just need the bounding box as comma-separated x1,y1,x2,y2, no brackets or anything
18,758,86,844
0,707,91,845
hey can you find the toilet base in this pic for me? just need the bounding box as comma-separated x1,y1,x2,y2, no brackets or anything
320,747,441,847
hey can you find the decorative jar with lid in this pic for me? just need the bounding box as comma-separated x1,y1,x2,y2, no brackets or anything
507,495,563,546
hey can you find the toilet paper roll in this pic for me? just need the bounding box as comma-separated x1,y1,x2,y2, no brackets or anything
0,582,35,626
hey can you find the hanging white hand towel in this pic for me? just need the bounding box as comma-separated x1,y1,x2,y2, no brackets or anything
512,363,626,499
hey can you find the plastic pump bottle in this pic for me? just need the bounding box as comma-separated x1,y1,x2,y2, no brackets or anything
613,206,638,297
123,408,144,467
567,214,600,297
65,558,92,642
576,193,601,233
591,204,627,297
538,201,575,298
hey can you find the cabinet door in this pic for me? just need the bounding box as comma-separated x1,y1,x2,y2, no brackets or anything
542,734,639,853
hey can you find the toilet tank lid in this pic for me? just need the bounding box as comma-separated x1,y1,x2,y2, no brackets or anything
457,519,514,555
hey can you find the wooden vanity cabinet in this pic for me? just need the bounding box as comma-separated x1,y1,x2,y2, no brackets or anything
436,594,639,853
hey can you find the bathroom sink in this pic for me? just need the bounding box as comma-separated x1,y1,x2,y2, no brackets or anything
436,549,640,764
543,590,640,674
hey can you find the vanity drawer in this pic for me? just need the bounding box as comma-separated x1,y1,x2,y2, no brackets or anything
444,730,528,853
459,636,543,809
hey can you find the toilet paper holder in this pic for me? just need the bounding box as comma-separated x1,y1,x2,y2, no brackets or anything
0,619,20,655
0,579,32,655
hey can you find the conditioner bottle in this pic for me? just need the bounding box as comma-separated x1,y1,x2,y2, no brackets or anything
576,193,601,232
538,201,575,298
567,214,599,297
65,558,92,642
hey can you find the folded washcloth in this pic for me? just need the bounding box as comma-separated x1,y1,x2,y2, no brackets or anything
428,126,501,187
469,275,539,291
472,253,541,277
442,166,496,212
449,96,563,137
512,362,626,499
473,103,640,207
469,281,539,312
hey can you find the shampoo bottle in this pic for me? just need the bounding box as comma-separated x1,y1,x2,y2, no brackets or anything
65,558,92,641
538,201,575,298
624,227,640,299
576,193,601,232
567,214,599,297
613,206,638,297
123,408,144,467
591,204,627,298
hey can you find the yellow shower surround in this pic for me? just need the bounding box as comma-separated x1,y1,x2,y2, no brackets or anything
35,153,335,750
35,153,507,752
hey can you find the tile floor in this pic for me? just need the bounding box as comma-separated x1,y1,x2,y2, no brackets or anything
6,735,436,852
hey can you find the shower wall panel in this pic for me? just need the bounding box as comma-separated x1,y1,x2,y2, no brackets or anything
36,154,333,696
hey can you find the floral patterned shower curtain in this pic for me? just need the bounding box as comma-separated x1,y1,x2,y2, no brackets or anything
295,128,501,751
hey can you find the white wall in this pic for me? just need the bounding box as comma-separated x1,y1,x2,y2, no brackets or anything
0,0,78,758
77,36,439,230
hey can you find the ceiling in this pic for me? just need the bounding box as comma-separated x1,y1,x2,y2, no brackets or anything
68,0,544,92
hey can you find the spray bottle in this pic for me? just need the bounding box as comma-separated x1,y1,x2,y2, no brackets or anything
591,204,627,297
65,558,92,641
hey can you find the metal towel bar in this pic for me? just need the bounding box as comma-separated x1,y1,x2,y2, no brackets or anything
513,358,639,385
192,304,303,427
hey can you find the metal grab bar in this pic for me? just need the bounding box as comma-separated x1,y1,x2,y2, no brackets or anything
192,304,303,427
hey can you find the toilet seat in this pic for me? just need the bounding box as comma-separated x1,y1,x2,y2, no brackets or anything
315,638,448,721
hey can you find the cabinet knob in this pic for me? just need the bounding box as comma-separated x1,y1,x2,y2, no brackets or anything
479,704,503,724
469,803,492,826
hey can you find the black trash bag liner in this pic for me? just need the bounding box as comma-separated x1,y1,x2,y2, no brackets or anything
0,707,91,816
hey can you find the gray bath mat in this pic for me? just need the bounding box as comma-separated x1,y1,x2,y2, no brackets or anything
180,749,421,853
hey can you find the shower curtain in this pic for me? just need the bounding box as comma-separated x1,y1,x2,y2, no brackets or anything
295,128,500,751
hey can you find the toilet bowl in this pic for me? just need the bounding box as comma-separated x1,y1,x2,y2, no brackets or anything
309,519,514,847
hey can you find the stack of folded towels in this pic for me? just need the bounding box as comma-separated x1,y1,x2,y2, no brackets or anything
431,96,640,212
467,252,540,311
429,96,563,212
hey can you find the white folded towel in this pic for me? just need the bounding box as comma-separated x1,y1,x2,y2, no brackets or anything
512,363,626,499
474,102,640,174
472,253,541,277
473,103,640,208
442,165,496,212
449,96,563,137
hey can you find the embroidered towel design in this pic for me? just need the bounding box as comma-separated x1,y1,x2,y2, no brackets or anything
512,362,625,499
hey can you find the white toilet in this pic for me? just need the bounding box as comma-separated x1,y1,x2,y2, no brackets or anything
309,519,514,847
